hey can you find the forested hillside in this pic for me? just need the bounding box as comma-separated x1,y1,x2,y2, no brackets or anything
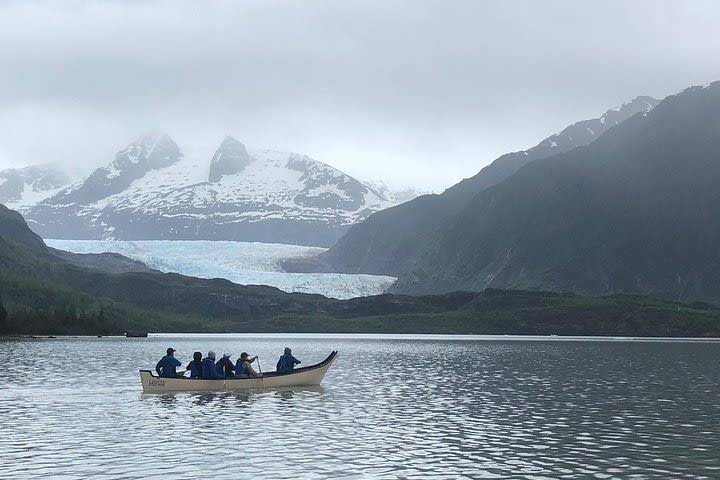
2,203,719,336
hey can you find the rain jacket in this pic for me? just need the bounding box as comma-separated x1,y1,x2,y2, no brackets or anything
156,355,181,378
216,357,236,378
186,360,202,379
201,357,224,379
276,354,301,374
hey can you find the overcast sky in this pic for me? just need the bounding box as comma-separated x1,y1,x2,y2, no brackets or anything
1,1,720,191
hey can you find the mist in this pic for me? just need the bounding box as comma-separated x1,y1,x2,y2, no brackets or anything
2,0,720,190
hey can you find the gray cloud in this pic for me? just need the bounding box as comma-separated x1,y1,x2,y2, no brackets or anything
1,0,720,190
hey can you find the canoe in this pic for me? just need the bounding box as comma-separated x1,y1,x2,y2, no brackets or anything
140,351,338,393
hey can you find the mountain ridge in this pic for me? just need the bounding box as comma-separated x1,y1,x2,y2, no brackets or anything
391,82,720,301
300,95,659,276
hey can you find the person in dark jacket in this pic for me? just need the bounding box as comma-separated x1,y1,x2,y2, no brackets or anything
276,347,301,374
201,351,224,380
156,347,182,378
216,353,236,378
235,352,259,377
186,351,203,378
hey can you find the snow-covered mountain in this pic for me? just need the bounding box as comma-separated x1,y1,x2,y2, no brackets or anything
24,134,404,246
0,165,69,211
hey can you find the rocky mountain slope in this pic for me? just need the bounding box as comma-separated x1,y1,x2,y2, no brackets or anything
23,135,406,246
300,96,659,276
391,82,720,301
0,203,152,274
0,165,68,211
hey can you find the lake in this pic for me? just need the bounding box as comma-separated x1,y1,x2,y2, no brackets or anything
1,334,719,479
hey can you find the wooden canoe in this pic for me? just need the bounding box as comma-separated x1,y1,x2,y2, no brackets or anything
140,351,337,393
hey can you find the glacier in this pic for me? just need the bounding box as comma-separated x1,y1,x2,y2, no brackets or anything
45,239,396,300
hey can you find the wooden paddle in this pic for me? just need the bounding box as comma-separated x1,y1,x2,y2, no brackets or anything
256,357,266,387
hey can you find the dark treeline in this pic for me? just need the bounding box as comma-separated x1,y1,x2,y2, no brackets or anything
0,300,118,335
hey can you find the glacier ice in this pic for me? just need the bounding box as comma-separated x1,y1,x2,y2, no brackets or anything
46,239,396,300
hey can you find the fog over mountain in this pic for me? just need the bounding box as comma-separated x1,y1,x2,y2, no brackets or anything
2,1,720,191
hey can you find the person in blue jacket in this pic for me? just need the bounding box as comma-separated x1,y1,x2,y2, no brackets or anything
276,347,301,374
186,351,203,378
235,352,259,377
156,347,182,378
201,351,224,379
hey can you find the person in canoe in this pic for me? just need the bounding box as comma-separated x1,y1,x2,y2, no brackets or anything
156,347,182,378
235,352,260,377
201,351,224,379
276,347,301,374
186,351,203,378
216,353,236,378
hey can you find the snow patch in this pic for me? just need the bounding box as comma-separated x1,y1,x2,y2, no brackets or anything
5,182,65,212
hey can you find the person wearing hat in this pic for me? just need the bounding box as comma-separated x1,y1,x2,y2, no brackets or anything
276,347,301,374
155,347,182,378
201,351,224,379
235,352,259,377
216,352,236,379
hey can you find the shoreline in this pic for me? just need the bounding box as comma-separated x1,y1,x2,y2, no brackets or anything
6,333,720,342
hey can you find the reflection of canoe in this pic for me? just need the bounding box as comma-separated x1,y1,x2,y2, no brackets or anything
140,351,338,393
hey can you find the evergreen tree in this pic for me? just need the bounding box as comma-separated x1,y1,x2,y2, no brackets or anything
0,300,8,332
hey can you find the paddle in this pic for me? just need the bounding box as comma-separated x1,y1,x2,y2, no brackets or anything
256,356,266,388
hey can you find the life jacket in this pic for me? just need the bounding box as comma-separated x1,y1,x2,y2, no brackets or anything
235,359,248,375
277,354,293,373
188,360,202,378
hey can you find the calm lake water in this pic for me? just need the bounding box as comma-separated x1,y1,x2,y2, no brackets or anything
1,334,719,479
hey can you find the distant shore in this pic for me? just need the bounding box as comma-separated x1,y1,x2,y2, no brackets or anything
4,288,720,338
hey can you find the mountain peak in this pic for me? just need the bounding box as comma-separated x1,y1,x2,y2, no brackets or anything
220,135,243,147
116,132,180,168
133,130,170,146
208,136,253,182
599,96,659,126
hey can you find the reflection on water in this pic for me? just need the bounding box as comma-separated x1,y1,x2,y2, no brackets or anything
1,335,719,478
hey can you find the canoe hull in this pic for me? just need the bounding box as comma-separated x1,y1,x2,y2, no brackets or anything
140,351,337,393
